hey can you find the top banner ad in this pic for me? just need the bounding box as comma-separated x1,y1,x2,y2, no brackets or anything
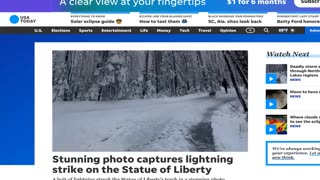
0,0,319,13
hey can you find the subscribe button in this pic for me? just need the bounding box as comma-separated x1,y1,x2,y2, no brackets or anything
295,0,320,7
306,27,320,35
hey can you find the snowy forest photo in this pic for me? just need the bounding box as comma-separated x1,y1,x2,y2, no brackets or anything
53,50,248,152
266,64,287,84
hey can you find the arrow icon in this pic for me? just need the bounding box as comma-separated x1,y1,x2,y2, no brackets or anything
269,127,274,132
266,73,277,84
266,99,277,109
266,124,277,134
269,102,273,107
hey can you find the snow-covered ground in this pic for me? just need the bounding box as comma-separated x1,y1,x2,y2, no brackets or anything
277,72,287,84
53,89,247,151
211,101,248,151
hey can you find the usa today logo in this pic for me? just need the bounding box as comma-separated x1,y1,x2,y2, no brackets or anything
10,15,37,24
10,15,19,24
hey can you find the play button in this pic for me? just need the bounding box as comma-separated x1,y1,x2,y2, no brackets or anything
266,73,277,84
266,124,277,134
266,99,277,109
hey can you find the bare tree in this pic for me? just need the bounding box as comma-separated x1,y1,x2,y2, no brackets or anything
171,51,178,96
229,51,248,89
142,51,149,98
223,51,248,113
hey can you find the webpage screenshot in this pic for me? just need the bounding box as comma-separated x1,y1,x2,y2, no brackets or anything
0,0,320,180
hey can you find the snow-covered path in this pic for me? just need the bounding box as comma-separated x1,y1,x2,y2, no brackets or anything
188,95,237,151
53,91,238,151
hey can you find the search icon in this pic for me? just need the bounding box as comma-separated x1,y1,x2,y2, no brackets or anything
264,28,270,33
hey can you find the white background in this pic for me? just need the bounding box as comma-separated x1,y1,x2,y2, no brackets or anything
1,42,320,180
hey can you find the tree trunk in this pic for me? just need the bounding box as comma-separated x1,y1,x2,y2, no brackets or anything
183,57,190,91
98,87,102,101
172,51,178,96
228,51,248,89
155,51,161,94
142,51,149,97
65,51,72,101
196,51,204,91
223,51,248,113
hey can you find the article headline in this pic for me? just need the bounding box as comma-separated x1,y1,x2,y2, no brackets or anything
53,155,233,175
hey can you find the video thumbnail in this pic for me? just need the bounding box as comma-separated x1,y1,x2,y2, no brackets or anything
266,115,287,135
266,64,287,84
266,89,287,109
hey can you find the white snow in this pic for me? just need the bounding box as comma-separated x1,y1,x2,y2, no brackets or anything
109,54,125,64
53,90,247,152
106,63,114,71
279,72,287,84
210,100,248,151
